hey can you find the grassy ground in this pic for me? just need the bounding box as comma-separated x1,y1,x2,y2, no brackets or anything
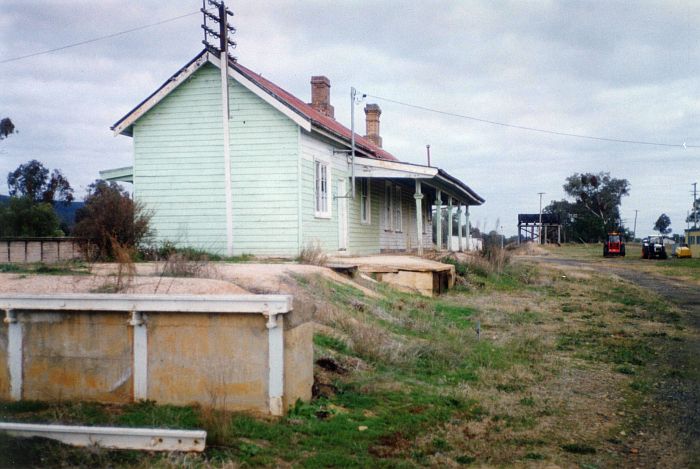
0,248,695,467
541,242,700,284
0,260,90,275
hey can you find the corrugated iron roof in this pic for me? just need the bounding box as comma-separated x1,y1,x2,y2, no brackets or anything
110,50,484,204
230,60,397,161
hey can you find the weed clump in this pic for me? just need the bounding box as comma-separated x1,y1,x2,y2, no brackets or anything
158,252,214,278
297,240,327,265
441,248,536,291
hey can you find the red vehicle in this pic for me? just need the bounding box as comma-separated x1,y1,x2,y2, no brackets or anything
604,232,625,257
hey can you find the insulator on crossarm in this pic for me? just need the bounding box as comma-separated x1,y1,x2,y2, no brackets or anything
202,25,221,38
201,9,219,22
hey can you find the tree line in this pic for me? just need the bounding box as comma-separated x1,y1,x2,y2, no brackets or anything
0,159,151,259
544,171,695,243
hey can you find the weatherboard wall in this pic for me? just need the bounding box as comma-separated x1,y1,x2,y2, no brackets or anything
300,132,341,252
299,132,386,255
347,177,382,255
132,64,300,256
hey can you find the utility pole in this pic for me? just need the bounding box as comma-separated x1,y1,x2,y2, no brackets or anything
538,192,545,244
350,87,357,198
633,209,638,240
426,145,431,167
693,182,698,228
202,0,236,256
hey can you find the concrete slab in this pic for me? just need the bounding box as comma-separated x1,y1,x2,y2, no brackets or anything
326,255,455,297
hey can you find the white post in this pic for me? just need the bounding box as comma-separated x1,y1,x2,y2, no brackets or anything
221,51,234,257
465,206,470,251
266,313,284,416
447,196,453,251
457,204,464,252
128,311,148,401
5,310,22,400
415,180,424,255
435,190,442,251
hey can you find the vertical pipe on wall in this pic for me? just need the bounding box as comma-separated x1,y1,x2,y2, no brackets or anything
266,313,284,416
129,311,148,401
5,310,22,400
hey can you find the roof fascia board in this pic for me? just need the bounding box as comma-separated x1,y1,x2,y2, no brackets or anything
433,174,482,205
353,156,438,177
437,169,485,204
99,166,134,183
309,126,373,158
112,54,208,137
209,54,312,132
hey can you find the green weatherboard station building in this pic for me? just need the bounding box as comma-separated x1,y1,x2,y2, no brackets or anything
103,50,484,257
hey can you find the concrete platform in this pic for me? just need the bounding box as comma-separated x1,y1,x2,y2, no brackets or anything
327,255,455,297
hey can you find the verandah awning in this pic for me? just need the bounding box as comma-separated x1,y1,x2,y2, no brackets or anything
352,156,484,206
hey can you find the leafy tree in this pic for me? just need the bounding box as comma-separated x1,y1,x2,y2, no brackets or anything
0,196,62,237
545,172,630,242
0,117,15,140
653,213,671,235
73,180,152,260
7,160,74,205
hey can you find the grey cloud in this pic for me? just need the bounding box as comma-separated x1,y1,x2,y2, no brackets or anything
1,0,697,236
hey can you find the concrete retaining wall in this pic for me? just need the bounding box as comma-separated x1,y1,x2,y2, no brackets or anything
0,238,84,264
0,294,312,416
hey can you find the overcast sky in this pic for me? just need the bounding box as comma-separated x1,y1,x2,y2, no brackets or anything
1,1,698,237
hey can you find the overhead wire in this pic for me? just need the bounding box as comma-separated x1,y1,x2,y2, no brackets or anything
2,9,696,151
364,93,698,149
0,9,204,65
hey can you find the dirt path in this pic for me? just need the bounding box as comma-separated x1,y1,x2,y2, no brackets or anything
533,256,700,467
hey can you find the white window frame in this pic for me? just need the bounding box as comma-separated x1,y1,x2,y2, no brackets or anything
394,185,403,233
314,159,332,218
360,178,371,225
384,181,393,231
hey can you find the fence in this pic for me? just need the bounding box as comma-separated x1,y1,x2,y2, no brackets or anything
0,293,313,416
0,238,85,264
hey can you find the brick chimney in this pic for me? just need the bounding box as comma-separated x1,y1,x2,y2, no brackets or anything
364,104,382,148
309,76,334,118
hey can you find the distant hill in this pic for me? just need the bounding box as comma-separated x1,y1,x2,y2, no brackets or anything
0,194,85,227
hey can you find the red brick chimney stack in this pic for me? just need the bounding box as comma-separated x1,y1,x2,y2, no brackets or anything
364,104,382,148
309,76,334,118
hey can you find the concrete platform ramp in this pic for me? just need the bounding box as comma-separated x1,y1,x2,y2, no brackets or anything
327,255,455,297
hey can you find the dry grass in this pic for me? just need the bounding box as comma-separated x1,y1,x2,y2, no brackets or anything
5,248,692,467
304,254,687,466
91,236,136,292
297,240,327,266
157,252,216,278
